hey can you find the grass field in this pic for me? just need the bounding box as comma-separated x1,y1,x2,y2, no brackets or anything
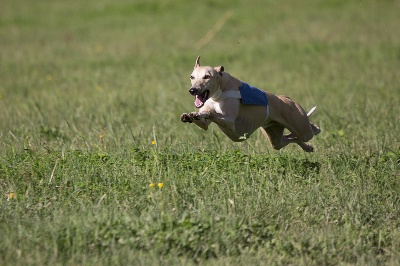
1,0,400,265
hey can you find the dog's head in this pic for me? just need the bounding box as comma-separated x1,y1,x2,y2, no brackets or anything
189,56,224,108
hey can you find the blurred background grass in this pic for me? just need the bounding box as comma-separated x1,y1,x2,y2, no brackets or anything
1,0,399,153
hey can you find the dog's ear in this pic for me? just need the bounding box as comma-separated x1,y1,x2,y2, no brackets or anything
215,66,224,76
194,56,200,69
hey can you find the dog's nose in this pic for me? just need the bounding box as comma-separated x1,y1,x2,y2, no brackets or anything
189,88,198,95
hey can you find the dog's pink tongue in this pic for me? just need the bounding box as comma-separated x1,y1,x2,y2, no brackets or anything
195,96,203,108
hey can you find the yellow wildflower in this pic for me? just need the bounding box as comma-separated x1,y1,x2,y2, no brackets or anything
157,183,164,189
151,140,156,145
149,183,155,188
7,192,15,201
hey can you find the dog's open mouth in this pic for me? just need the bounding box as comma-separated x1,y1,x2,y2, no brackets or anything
194,90,210,108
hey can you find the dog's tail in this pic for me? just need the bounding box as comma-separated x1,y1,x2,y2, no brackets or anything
307,106,317,117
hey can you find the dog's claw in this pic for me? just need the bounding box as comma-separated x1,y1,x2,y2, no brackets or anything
180,112,204,123
180,113,193,123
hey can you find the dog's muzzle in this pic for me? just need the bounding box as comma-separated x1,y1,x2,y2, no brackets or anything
189,88,210,108
189,88,198,96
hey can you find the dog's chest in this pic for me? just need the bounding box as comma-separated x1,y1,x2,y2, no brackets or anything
208,100,223,114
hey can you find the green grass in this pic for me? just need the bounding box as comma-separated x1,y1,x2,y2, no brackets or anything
1,0,400,265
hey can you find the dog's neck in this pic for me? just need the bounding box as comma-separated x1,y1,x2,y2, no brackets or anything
210,86,241,102
210,86,223,101
210,72,242,102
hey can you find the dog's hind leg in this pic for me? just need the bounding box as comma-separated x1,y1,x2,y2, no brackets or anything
307,106,321,136
262,124,314,152
283,135,314,152
285,122,320,139
310,123,321,135
261,124,288,150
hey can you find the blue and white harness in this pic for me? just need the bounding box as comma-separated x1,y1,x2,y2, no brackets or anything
211,82,270,119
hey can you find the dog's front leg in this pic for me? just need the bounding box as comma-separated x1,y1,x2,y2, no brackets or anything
180,112,211,131
200,112,246,142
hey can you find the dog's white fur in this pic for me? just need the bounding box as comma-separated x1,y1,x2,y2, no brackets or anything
180,56,320,152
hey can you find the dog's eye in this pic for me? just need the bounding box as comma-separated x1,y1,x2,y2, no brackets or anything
203,75,210,79
190,75,195,80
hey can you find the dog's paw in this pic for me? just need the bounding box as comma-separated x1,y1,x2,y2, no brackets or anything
311,123,321,136
302,144,314,153
180,113,193,123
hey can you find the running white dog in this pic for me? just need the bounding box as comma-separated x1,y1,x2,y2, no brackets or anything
180,56,321,152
